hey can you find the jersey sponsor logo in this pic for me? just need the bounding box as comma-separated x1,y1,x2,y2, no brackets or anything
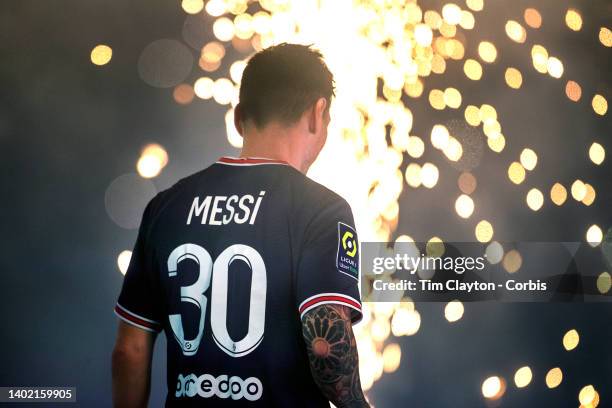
186,191,265,225
175,373,263,401
336,222,359,280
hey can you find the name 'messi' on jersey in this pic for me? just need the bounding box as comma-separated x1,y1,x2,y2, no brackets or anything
186,191,266,225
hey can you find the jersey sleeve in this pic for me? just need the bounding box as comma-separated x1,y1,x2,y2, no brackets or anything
296,198,362,324
114,198,163,333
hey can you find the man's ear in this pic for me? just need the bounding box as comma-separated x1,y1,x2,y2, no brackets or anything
234,103,244,136
308,97,328,134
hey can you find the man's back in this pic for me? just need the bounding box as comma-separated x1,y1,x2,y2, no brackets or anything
115,157,362,407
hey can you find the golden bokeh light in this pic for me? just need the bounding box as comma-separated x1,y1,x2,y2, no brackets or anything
571,180,587,201
531,44,549,73
503,249,522,273
578,385,596,406
524,8,542,29
391,309,421,336
460,10,475,30
487,134,505,152
205,0,226,17
466,0,484,12
475,220,493,243
414,23,433,46
225,0,246,14
117,250,132,275
90,44,112,66
173,83,195,105
586,224,603,247
382,201,399,222
444,300,464,322
405,163,422,188
596,272,611,294
600,27,612,47
588,390,601,407
382,343,401,373
142,143,169,168
405,80,424,98
514,366,532,388
440,22,457,38
482,376,505,400
563,329,579,351
591,94,608,116
407,136,425,158
395,235,415,243
545,367,563,389
480,104,497,120
485,241,504,264
464,59,483,80
213,17,235,41
137,155,162,178
137,143,169,179
252,11,271,35
505,20,526,43
370,318,391,343
234,13,254,40
426,236,445,258
582,183,596,206
194,77,214,99
526,188,544,211
565,9,583,31
565,80,582,102
589,142,605,165
199,57,221,72
442,3,462,25
508,162,526,184
520,148,537,171
229,60,247,84
182,0,204,14
547,57,564,78
550,183,568,206
465,105,481,125
483,118,501,139
444,137,463,161
478,41,497,63
505,67,522,89
424,11,442,30
212,78,236,105
429,89,446,110
201,41,225,64
421,162,439,188
443,87,462,108
455,194,474,219
458,171,477,194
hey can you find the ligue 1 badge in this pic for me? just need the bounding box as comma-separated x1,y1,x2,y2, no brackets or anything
337,222,359,280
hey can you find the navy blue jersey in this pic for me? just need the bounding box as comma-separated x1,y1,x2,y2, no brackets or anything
114,156,362,407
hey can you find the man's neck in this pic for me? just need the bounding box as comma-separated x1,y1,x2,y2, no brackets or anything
239,126,307,172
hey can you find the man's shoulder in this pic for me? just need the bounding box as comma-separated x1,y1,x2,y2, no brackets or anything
302,176,348,206
289,173,352,220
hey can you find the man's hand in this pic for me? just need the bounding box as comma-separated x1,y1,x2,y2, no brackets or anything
112,321,157,408
301,304,370,408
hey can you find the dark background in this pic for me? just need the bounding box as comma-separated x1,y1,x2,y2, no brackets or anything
1,0,611,407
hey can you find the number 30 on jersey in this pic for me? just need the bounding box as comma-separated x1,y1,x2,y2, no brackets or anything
166,244,267,358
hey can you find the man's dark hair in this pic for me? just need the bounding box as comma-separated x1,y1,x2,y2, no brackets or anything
238,43,335,129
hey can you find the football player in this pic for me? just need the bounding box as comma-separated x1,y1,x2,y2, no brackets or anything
112,43,368,407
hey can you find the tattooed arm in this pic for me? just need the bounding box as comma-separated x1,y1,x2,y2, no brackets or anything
301,304,369,408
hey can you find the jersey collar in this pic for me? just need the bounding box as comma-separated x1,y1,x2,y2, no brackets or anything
217,156,290,166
